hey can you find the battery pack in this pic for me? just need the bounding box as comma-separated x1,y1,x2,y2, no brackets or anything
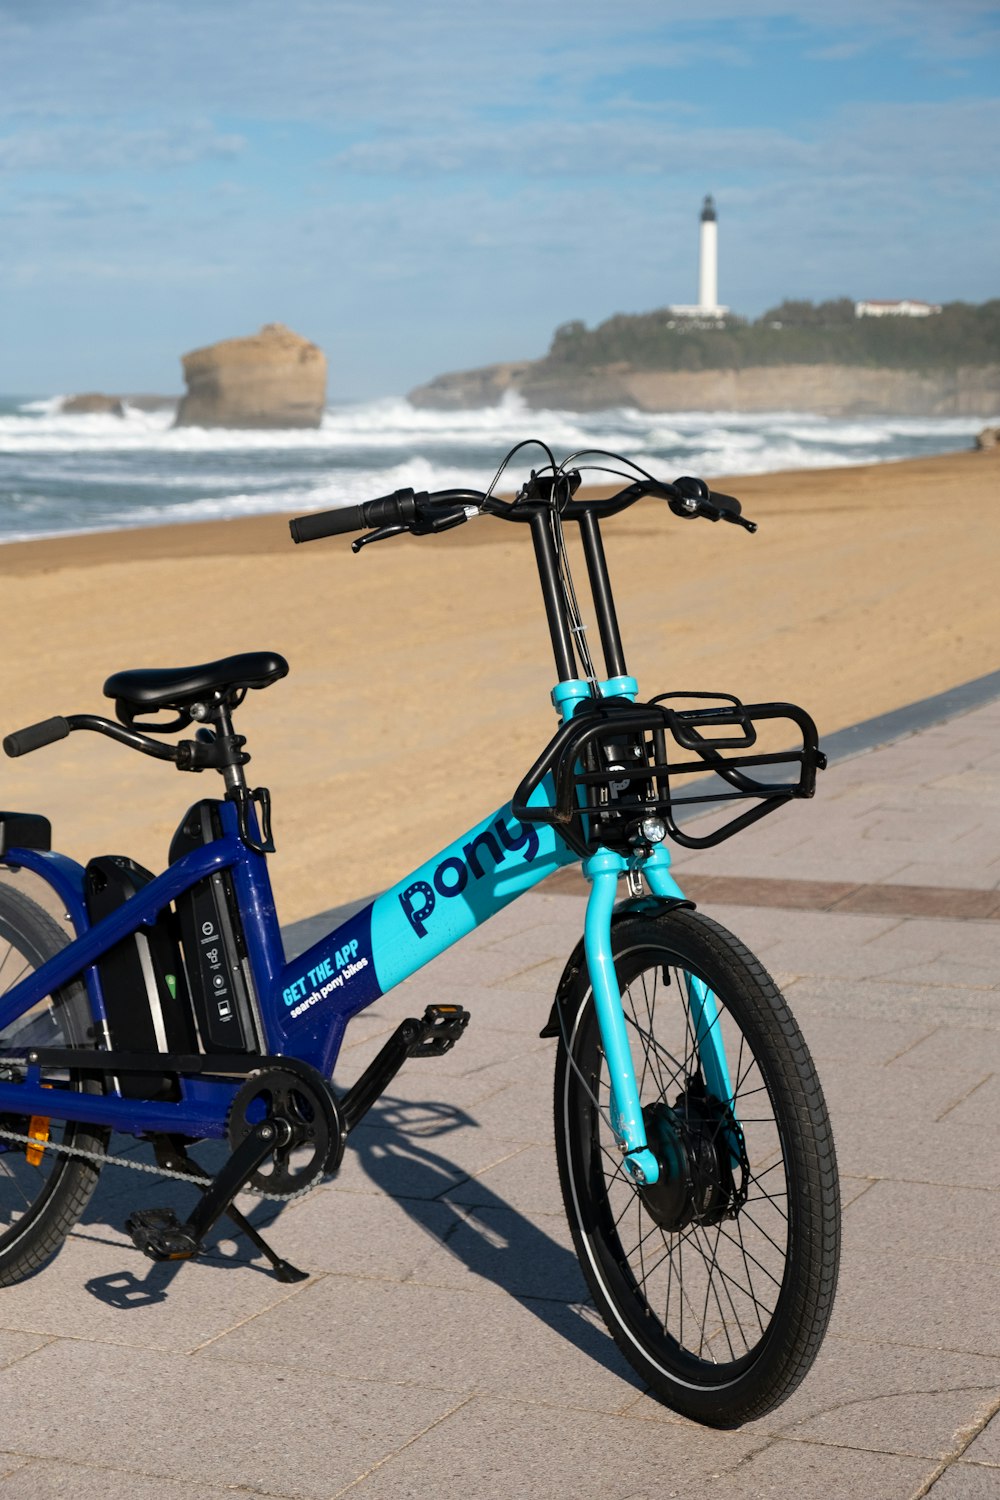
169,800,260,1054
85,854,197,1099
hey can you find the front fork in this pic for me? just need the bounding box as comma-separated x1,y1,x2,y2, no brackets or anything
581,844,735,1187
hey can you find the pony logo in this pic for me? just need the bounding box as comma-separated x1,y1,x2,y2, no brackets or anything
399,816,540,938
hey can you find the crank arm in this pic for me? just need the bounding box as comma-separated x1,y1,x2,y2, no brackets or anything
152,1136,308,1282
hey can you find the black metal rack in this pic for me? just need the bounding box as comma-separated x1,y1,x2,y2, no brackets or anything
512,692,826,856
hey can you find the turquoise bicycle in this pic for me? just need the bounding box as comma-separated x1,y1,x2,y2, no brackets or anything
0,444,839,1426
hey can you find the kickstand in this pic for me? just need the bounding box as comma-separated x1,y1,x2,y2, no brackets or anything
149,1134,309,1283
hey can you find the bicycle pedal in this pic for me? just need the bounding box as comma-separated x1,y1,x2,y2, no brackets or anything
125,1208,200,1263
409,1004,471,1057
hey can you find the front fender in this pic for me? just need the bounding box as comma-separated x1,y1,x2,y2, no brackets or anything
538,895,695,1038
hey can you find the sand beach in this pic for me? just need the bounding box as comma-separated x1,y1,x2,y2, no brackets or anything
3,446,999,921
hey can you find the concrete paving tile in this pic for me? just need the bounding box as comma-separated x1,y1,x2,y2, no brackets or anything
772,1342,1000,1459
707,1437,932,1499
840,1176,879,1209
0,1333,52,1370
491,956,568,993
254,1184,467,1280
0,1340,459,1498
889,1026,1000,1073
0,1462,280,1498
831,1247,1000,1356
788,1014,933,1066
326,1111,532,1202
200,1272,643,1411
842,1180,1000,1265
886,861,1000,891
462,1070,556,1143
625,1341,1000,1457
959,1404,1000,1464
940,1074,1000,1131
927,1464,1000,1499
404,1204,587,1302
329,1394,763,1500
829,1106,1000,1187
0,1229,313,1350
478,926,586,965
786,973,999,1029
962,1408,1000,1465
443,1142,562,1216
887,960,1000,991
0,1463,29,1486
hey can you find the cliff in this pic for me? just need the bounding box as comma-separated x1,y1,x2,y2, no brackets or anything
409,298,1000,416
409,361,1000,417
176,323,327,429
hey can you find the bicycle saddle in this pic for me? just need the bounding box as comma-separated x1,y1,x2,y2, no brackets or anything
104,652,289,712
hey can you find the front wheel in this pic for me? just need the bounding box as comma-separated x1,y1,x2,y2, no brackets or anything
554,906,840,1427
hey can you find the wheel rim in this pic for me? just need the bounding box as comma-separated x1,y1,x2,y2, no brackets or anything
0,911,90,1252
568,945,794,1384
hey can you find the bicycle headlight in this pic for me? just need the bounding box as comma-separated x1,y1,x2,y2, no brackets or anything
639,815,667,844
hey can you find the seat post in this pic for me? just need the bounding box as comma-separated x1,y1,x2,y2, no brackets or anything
212,698,250,796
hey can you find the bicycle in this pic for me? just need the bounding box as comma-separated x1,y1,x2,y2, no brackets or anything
0,445,839,1427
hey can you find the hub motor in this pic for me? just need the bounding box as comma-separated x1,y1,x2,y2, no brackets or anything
638,1086,746,1232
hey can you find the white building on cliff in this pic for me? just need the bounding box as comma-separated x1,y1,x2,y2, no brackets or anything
855,299,942,318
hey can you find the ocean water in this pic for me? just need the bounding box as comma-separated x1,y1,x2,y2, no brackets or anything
0,393,988,545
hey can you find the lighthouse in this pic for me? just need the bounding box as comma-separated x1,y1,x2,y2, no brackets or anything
669,195,728,322
699,195,718,313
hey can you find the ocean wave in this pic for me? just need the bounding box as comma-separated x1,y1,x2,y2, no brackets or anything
0,393,989,545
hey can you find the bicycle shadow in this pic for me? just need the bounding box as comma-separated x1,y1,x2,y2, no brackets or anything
78,1097,634,1390
340,1092,633,1380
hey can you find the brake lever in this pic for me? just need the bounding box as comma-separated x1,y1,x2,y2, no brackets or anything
724,510,757,534
352,524,407,553
411,505,473,536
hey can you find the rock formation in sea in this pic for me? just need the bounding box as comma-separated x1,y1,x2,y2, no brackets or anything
175,323,327,429
60,393,126,416
975,425,1000,450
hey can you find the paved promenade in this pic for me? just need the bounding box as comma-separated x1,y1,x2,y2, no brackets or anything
0,694,998,1498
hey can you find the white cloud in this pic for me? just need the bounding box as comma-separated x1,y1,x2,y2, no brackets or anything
0,124,246,173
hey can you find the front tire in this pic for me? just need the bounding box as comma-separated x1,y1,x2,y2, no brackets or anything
554,906,839,1426
0,882,106,1286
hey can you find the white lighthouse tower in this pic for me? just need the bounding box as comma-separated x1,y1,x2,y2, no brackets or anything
670,195,728,322
698,194,718,312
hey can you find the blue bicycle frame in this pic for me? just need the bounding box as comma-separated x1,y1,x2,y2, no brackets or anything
0,671,736,1188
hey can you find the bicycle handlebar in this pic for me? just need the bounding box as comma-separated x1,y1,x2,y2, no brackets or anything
288,473,755,546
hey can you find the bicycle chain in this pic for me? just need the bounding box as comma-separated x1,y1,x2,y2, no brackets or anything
0,1122,319,1203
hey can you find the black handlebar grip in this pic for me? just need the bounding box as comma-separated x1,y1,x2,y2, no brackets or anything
289,505,366,544
289,489,418,544
3,716,71,758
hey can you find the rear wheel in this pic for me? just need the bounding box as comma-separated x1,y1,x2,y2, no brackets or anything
0,882,106,1286
554,906,839,1426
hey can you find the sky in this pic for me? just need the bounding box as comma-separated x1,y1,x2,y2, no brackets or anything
2,0,998,398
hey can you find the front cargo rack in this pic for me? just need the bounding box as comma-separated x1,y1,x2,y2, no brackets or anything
511,692,826,857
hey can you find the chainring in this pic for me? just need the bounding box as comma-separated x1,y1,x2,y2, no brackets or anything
227,1062,344,1196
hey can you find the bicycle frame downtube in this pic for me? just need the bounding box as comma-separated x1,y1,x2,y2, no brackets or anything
273,787,578,1077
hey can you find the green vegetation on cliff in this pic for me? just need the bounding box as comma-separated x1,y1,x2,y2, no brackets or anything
540,299,1000,375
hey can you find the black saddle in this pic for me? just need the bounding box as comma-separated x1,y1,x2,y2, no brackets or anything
104,652,289,714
